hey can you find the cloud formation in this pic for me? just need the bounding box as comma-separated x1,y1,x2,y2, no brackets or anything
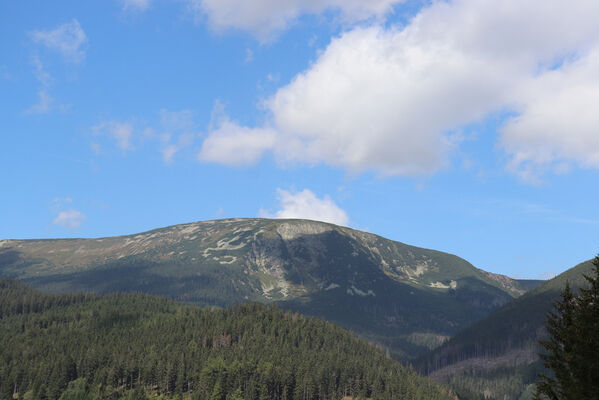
25,90,55,115
93,121,134,150
199,0,599,180
53,209,86,230
260,188,349,226
500,49,599,183
30,19,87,62
122,0,151,12
199,117,277,166
24,56,69,115
188,0,402,40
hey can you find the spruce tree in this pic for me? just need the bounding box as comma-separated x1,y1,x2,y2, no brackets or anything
535,256,599,399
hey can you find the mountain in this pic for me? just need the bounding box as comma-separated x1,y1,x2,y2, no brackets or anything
0,218,541,359
416,259,595,400
0,278,456,400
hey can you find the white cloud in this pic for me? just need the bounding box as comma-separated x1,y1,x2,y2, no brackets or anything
53,209,86,230
162,132,194,163
93,121,134,150
91,110,198,161
501,49,599,182
122,0,151,12
32,56,51,86
199,117,277,166
24,57,70,115
25,90,54,115
199,0,599,180
160,109,195,132
162,145,178,163
188,0,402,40
245,48,254,63
158,109,197,163
260,188,349,226
30,19,87,62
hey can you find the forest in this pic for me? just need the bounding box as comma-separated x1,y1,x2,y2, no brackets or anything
0,278,454,400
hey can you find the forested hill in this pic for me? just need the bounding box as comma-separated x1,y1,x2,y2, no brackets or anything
0,278,455,400
414,259,595,400
0,218,542,359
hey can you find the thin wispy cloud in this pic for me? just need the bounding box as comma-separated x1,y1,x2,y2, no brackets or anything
121,0,151,12
93,121,135,151
92,109,198,162
27,21,84,114
24,90,55,115
478,198,599,226
23,57,69,115
30,19,87,62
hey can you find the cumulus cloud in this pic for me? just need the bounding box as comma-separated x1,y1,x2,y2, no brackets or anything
30,19,87,62
93,121,134,150
500,49,599,182
198,117,277,166
188,0,402,40
53,209,86,230
199,0,599,180
260,189,349,226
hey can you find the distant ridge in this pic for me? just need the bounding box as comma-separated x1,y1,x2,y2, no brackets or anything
416,259,594,400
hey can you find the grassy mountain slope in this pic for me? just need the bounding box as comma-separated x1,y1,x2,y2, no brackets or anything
0,218,540,359
416,259,595,400
0,278,456,400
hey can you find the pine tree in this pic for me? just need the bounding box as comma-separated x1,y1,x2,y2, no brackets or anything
535,256,599,400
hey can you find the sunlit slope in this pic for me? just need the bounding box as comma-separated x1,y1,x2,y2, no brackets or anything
0,218,540,358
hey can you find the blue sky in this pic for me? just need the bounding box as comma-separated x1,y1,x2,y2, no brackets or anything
2,0,599,279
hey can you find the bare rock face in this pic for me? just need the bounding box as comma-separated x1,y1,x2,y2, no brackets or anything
276,221,332,240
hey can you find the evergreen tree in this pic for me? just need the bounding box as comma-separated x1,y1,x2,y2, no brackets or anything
0,277,454,400
535,256,599,399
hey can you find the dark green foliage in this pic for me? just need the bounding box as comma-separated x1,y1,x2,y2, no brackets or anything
0,278,454,400
535,256,599,400
440,363,542,400
416,259,595,400
58,378,89,400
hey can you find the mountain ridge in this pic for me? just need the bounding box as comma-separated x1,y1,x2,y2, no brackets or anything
0,218,542,359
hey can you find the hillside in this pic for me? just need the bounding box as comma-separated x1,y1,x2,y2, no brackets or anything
0,218,540,359
416,258,596,400
0,278,455,400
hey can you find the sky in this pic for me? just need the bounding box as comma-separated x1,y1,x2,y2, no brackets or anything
1,0,599,279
